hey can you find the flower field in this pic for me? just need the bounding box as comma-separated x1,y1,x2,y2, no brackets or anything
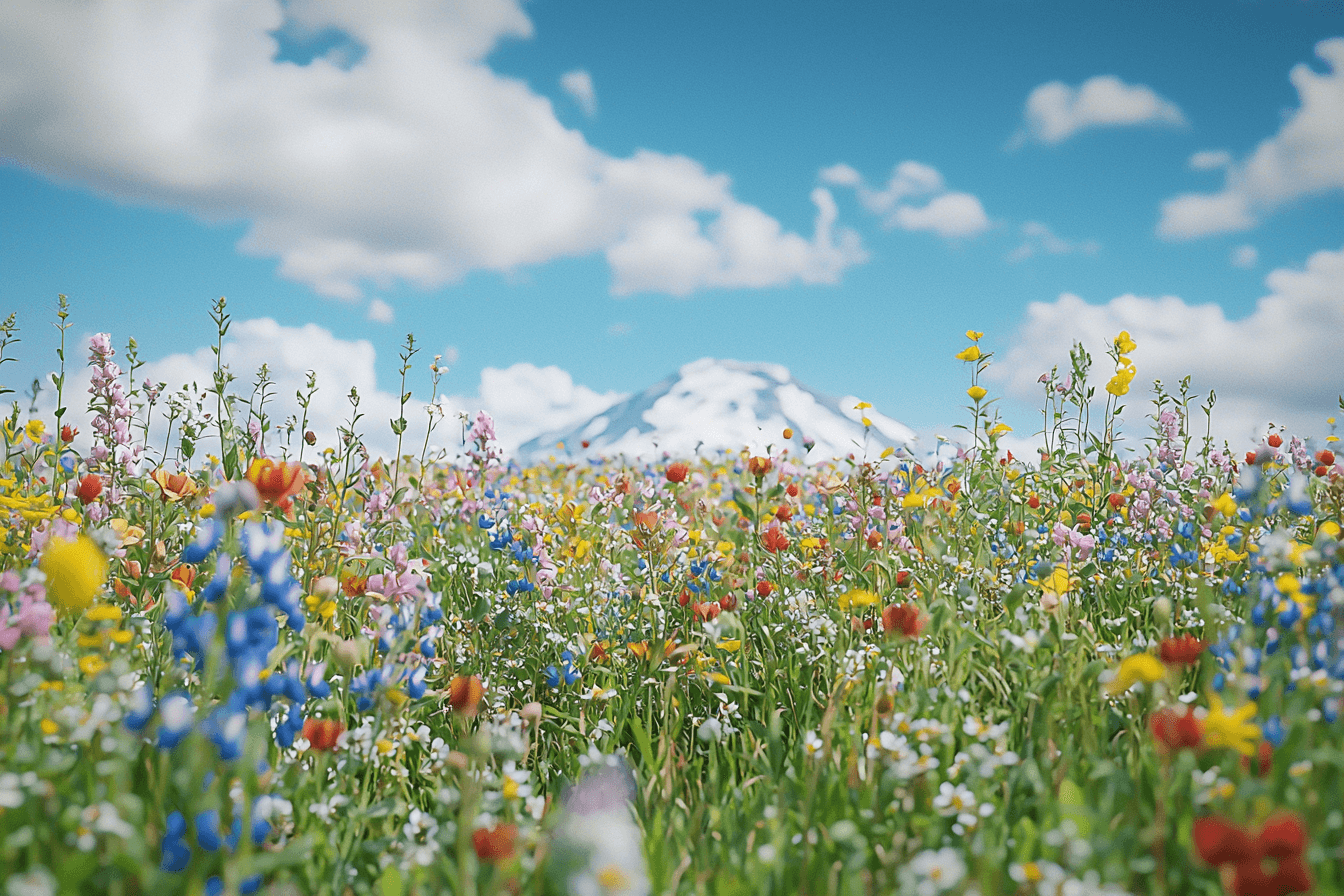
2,303,1343,896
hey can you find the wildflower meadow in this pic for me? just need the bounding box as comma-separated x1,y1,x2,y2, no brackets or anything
2,297,1343,896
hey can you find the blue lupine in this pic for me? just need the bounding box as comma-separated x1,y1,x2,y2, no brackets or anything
196,809,224,851
160,811,191,872
157,691,196,750
182,518,224,564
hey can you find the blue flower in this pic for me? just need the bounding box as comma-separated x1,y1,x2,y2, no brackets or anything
160,811,191,872
195,809,224,851
182,518,224,564
157,691,196,750
125,685,155,732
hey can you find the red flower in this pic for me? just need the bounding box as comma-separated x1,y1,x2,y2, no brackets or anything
1159,633,1208,666
747,456,773,478
692,601,721,622
60,425,78,443
170,564,197,592
895,570,912,588
1027,494,1041,509
1245,450,1259,466
775,504,793,522
75,473,103,505
866,530,882,549
245,458,307,508
302,718,344,751
1108,492,1126,509
1193,813,1311,896
756,581,773,598
1241,740,1273,778
1267,433,1283,448
472,824,518,863
786,483,799,498
665,462,690,484
448,675,484,716
1149,706,1202,752
881,603,925,639
761,525,789,553
1316,449,1335,466
719,592,737,612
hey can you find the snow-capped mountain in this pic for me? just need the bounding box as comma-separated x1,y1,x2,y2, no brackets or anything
514,358,916,463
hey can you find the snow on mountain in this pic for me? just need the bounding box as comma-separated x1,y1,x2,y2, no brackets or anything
515,358,916,463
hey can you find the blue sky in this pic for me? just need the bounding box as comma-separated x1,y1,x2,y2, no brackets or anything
3,0,1342,455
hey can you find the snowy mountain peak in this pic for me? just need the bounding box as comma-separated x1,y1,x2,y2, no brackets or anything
515,358,916,463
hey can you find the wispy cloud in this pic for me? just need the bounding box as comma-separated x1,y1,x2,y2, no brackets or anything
822,160,991,240
560,69,597,117
1007,221,1099,262
1159,39,1344,240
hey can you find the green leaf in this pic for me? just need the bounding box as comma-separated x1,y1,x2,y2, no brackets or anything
378,863,405,896
1057,778,1093,838
628,715,655,765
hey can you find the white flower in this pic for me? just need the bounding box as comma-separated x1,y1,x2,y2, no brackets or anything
907,847,966,893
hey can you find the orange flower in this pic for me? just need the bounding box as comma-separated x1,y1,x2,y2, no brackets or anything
472,824,518,862
152,468,199,503
303,718,344,751
761,525,789,554
665,462,690,484
170,564,197,593
747,456,773,478
448,675,484,716
245,458,307,507
1149,706,1202,753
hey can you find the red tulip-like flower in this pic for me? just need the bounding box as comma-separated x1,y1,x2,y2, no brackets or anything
76,473,103,506
61,425,78,443
756,581,773,598
761,524,789,554
448,674,484,716
1193,812,1311,896
1149,706,1202,753
245,458,307,508
1159,633,1208,666
665,462,690,484
747,456,773,479
472,824,518,862
1267,433,1283,448
882,603,925,639
303,718,344,752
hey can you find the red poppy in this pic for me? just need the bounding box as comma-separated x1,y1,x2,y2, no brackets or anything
719,592,737,612
1108,493,1126,509
761,525,789,554
756,581,773,598
448,675,484,716
303,718,344,752
1245,450,1259,466
245,458,307,508
881,603,925,639
472,824,518,863
1193,813,1311,896
76,474,103,505
1159,633,1208,666
747,456,773,478
786,483,799,498
775,504,793,522
1267,433,1283,448
1316,449,1335,466
1149,706,1202,752
1027,494,1041,509
665,462,690,484
895,570,912,588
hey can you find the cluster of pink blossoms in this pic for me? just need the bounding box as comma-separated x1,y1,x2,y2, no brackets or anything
87,333,143,479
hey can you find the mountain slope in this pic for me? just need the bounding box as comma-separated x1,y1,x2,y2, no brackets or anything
515,358,916,463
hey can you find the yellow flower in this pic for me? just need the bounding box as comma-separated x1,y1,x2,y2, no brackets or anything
1113,331,1137,354
837,588,879,612
854,401,872,410
78,654,108,676
1105,653,1166,695
40,718,59,736
39,535,108,615
1211,493,1238,518
967,386,987,402
86,604,122,623
965,330,984,341
25,420,46,442
1105,363,1136,397
988,423,1012,436
1202,693,1260,756
955,345,981,362
1038,565,1075,598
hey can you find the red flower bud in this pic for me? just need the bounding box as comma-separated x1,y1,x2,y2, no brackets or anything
302,718,344,752
665,461,690,484
76,474,103,505
1267,433,1282,448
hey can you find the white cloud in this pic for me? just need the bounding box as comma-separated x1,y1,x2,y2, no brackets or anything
1015,75,1186,146
825,161,991,240
1189,149,1232,171
560,69,597,117
460,362,624,453
0,0,863,299
1007,221,1100,262
367,298,394,323
1159,38,1344,240
606,322,632,337
991,244,1344,445
891,193,990,239
1231,244,1258,269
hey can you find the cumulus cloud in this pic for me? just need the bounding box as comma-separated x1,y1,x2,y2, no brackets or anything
464,363,623,453
991,244,1344,446
367,298,394,323
1159,39,1344,240
1230,245,1259,269
1007,221,1100,262
1013,75,1186,146
560,69,597,117
0,0,863,299
825,160,991,240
